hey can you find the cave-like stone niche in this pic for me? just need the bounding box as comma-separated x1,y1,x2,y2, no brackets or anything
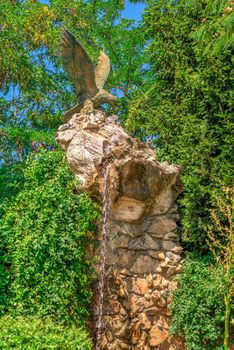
56,110,184,350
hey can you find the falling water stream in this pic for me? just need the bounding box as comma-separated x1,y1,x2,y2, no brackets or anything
95,164,110,350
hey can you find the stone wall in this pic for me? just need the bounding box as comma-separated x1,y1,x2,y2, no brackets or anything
56,110,183,350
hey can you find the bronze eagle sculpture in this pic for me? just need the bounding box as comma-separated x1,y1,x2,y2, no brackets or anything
61,29,118,120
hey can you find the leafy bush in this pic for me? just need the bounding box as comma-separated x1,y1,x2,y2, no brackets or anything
170,254,225,350
0,149,99,323
0,315,92,350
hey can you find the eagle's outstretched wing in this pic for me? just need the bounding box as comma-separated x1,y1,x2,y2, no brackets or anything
95,51,111,89
61,29,98,96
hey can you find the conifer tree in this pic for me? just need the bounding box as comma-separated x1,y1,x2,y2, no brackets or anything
127,0,234,250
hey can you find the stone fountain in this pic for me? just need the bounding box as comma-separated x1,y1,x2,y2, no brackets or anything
56,109,183,350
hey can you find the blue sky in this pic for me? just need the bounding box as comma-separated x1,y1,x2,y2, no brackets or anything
39,0,145,22
123,1,145,21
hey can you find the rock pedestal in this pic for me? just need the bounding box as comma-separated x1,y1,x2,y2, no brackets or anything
56,110,183,350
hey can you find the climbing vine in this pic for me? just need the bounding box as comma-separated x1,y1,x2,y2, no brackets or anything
0,149,99,324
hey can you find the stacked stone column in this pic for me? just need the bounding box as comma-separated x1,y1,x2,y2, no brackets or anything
56,110,183,350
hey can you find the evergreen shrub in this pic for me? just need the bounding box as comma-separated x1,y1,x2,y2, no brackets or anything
127,0,234,251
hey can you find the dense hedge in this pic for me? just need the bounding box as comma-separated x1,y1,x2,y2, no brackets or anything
0,316,92,350
0,149,99,324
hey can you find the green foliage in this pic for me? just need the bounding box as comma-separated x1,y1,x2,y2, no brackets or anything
0,162,25,210
170,254,225,350
0,0,146,343
0,315,92,350
0,149,99,324
127,0,234,251
0,0,145,164
0,1,232,347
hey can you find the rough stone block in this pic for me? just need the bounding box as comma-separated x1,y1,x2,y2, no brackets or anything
56,110,183,350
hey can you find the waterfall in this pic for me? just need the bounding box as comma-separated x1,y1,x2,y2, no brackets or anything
95,164,110,350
